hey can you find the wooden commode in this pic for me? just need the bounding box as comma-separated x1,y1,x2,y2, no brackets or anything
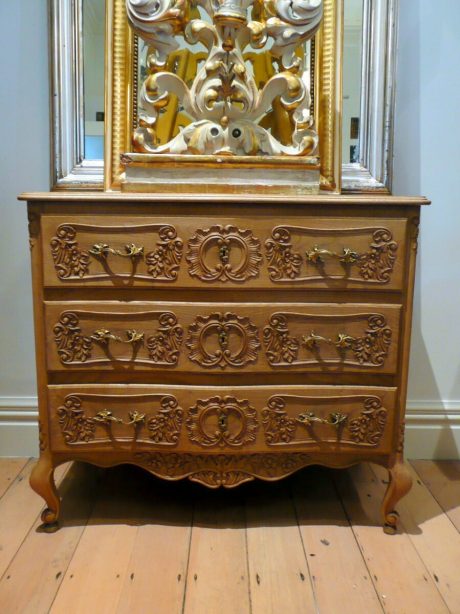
21,191,428,533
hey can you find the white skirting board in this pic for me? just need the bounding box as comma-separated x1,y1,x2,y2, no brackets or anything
0,397,459,460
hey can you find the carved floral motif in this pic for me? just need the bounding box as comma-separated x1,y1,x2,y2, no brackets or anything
186,225,262,282
186,312,260,368
265,227,303,280
147,396,183,444
134,451,313,488
265,226,398,283
56,394,183,445
145,313,184,364
262,395,388,446
53,313,93,364
144,225,183,280
53,311,184,366
186,396,258,447
347,398,388,445
50,224,183,281
263,313,392,368
57,396,96,444
50,225,91,279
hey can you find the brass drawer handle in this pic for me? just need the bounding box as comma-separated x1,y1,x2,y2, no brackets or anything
89,243,144,259
297,411,348,429
306,246,360,265
91,328,145,345
303,331,356,350
93,409,146,426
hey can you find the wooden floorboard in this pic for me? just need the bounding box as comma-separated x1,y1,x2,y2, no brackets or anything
0,458,29,499
372,462,460,613
0,460,69,580
183,489,250,614
0,462,100,614
1,459,460,614
292,467,383,614
245,481,316,614
411,460,460,532
334,463,450,614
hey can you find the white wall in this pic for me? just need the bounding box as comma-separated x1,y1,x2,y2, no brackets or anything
393,0,460,458
0,1,50,455
0,0,459,458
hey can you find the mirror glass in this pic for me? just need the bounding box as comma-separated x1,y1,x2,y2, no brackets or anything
83,0,105,160
342,0,364,164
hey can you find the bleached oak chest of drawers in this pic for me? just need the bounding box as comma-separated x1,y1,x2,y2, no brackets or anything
21,192,428,533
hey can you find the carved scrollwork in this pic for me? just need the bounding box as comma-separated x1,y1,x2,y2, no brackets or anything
357,229,398,282
262,395,388,447
186,396,258,448
50,224,183,281
56,394,183,446
147,395,184,444
265,226,399,283
126,0,322,158
186,225,262,282
347,398,388,446
144,225,183,280
261,397,297,444
50,225,91,279
263,314,300,364
263,312,392,368
145,312,184,364
351,315,392,367
265,227,303,280
53,311,184,366
53,313,93,364
28,211,40,250
133,452,313,488
57,396,96,444
186,312,260,369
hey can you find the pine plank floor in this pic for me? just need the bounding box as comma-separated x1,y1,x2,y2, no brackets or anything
0,459,459,614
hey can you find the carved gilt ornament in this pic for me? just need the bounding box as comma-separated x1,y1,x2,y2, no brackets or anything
125,0,323,158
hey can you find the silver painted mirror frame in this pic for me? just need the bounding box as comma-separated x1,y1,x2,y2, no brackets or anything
50,0,104,189
342,0,399,192
49,0,398,192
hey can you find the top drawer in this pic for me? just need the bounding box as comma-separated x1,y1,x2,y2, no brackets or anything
41,215,407,290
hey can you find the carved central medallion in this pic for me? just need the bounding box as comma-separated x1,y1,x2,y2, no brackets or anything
186,312,260,368
186,396,259,447
186,225,262,282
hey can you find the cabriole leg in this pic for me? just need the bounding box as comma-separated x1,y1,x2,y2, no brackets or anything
29,455,60,531
381,461,412,534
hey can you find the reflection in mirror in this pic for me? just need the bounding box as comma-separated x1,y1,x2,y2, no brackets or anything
83,0,105,160
342,0,364,164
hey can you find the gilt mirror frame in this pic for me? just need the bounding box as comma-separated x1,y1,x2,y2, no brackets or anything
49,0,105,189
104,0,343,193
50,0,398,193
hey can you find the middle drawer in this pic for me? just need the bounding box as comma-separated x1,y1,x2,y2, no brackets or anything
45,302,401,374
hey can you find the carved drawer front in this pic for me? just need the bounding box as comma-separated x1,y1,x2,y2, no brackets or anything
45,302,184,371
47,385,396,460
47,387,184,452
41,216,183,286
41,215,406,290
45,302,401,373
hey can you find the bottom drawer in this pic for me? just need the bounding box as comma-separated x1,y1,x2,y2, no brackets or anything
47,385,396,455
